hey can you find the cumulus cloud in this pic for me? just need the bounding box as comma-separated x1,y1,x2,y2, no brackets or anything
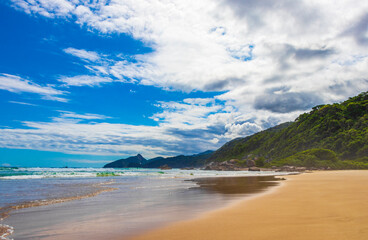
0,99,273,157
342,13,368,46
254,92,323,113
11,0,75,17
6,0,368,156
0,73,67,102
11,0,368,96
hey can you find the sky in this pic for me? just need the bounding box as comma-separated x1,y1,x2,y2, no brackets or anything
0,0,368,167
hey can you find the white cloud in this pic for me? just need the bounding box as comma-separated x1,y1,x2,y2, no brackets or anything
57,111,111,120
7,0,368,156
12,0,368,103
11,0,75,17
0,119,178,158
59,75,113,87
63,47,101,62
0,99,272,157
9,101,38,106
0,73,67,102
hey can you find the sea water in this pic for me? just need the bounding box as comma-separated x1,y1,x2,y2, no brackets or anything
0,167,291,239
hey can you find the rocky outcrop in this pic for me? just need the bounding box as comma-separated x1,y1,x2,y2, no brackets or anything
203,160,248,171
246,159,256,167
159,164,172,170
275,165,307,172
180,167,195,170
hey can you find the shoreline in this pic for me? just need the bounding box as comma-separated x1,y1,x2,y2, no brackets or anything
0,180,117,239
130,170,368,240
116,175,289,240
0,180,116,219
2,173,287,240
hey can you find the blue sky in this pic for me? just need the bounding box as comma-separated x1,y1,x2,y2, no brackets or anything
1,0,368,167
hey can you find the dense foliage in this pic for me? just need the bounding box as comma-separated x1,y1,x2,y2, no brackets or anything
209,92,368,169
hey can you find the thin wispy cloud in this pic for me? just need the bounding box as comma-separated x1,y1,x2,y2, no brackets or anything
63,47,101,62
59,75,113,87
57,111,111,120
9,101,38,106
0,73,67,102
67,159,112,164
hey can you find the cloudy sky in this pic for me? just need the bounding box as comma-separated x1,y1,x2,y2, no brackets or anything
1,0,368,167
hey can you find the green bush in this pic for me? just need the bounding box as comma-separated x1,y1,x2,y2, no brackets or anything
255,157,265,167
208,91,368,169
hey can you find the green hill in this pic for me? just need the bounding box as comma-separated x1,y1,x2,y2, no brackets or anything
208,91,368,169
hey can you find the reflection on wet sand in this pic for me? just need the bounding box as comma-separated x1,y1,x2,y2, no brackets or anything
190,176,284,195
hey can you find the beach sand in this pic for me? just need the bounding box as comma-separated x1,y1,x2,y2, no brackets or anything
130,170,368,240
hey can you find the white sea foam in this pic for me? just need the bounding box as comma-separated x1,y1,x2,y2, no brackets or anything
0,167,294,180
0,224,14,240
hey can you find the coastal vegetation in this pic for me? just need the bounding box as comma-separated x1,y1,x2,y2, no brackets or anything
209,91,368,169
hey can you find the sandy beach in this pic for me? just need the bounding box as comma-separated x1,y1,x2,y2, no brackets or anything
131,170,368,240
0,169,285,239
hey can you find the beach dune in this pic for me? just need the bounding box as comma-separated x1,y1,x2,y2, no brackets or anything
131,171,368,240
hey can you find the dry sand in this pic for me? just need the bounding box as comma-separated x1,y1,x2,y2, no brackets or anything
130,170,368,240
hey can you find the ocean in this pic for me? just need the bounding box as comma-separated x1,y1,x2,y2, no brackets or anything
0,167,291,239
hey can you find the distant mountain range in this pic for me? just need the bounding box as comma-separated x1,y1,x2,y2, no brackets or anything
104,91,368,170
103,150,213,168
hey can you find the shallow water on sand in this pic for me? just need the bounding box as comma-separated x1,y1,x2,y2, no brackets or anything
0,168,288,240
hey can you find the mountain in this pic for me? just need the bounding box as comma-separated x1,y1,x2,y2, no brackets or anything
103,154,147,168
104,150,214,168
208,122,292,163
208,91,368,169
142,150,213,168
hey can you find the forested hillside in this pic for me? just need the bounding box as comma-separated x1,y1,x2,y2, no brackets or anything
209,92,368,169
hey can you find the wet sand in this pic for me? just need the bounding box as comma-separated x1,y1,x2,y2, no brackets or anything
3,175,283,240
131,171,368,240
33,176,282,240
0,180,116,219
188,175,284,197
0,180,116,239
